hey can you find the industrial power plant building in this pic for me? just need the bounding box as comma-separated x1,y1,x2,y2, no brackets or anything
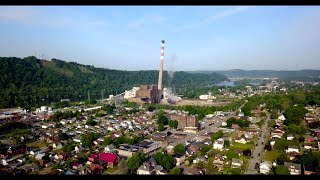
126,40,166,104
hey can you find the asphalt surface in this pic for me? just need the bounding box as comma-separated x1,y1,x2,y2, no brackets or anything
246,115,270,174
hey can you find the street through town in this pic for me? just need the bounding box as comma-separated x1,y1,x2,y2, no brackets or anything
246,115,270,174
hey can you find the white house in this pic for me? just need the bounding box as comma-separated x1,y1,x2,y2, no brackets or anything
286,134,294,141
172,153,185,166
213,138,224,151
284,162,301,175
74,146,80,153
52,143,63,150
29,149,42,156
41,124,49,129
107,126,115,131
278,115,286,121
270,139,276,147
234,137,248,144
286,146,299,153
35,153,46,160
104,144,115,153
260,161,272,174
73,136,81,143
60,120,67,125
231,158,243,169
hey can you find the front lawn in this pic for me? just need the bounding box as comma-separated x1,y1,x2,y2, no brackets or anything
229,142,254,151
262,149,280,162
26,140,49,148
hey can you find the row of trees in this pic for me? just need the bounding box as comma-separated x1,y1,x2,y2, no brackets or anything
148,98,245,121
226,117,250,128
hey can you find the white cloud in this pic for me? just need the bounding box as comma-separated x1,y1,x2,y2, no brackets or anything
0,6,110,31
173,6,252,32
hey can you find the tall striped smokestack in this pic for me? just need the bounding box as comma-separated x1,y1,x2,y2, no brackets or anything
158,40,165,91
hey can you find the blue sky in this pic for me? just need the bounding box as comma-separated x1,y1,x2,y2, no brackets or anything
1,6,320,71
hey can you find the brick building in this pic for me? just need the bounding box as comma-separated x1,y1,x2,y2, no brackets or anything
169,111,199,131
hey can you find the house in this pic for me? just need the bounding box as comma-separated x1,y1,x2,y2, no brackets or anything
286,134,294,141
172,153,185,166
213,138,224,151
74,146,80,154
184,167,201,175
304,135,315,143
303,165,317,175
166,145,174,155
303,143,313,150
278,115,286,121
104,144,115,153
99,153,118,168
286,146,299,153
231,124,240,130
73,136,81,143
7,145,27,155
234,136,248,144
231,158,243,169
88,153,99,163
193,156,206,164
186,143,201,155
137,162,168,175
284,162,301,175
271,129,285,138
29,148,42,156
259,161,272,174
52,143,63,150
287,151,300,160
90,161,104,172
249,124,258,129
35,153,46,161
73,162,83,170
213,155,226,171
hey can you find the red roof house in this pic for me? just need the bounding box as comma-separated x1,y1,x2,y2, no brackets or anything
73,162,83,170
88,153,99,162
99,153,118,168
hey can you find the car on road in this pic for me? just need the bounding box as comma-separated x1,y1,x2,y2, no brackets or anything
256,143,258,146
254,163,259,170
261,142,264,145
258,153,260,157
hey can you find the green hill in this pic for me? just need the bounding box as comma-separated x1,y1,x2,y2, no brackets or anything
0,56,228,108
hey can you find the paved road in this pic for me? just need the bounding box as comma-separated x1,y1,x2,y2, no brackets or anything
246,115,270,174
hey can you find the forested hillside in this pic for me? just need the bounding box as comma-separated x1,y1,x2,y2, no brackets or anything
0,56,228,108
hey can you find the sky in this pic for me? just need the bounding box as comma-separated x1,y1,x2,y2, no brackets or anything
0,6,320,71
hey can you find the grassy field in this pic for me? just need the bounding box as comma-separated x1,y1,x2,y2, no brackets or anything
102,166,119,174
262,149,280,162
229,142,254,151
26,140,49,148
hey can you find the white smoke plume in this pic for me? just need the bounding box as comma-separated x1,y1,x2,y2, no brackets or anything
167,53,177,87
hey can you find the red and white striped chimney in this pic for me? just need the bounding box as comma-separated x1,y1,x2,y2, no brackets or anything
158,40,165,91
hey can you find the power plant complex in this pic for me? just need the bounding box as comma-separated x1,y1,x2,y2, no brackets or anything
124,40,180,104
